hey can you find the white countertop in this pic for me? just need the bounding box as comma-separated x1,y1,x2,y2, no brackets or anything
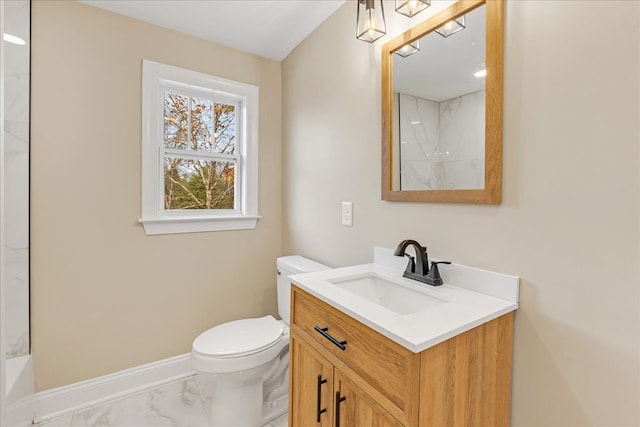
289,247,519,353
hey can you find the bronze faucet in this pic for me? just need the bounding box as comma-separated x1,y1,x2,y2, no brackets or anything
393,239,450,286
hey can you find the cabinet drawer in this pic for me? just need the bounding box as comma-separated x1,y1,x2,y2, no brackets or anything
291,286,420,424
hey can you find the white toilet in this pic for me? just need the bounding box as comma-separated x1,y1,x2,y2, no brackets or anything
191,256,329,427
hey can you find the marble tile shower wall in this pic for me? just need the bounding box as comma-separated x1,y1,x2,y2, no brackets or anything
35,376,288,427
399,90,485,190
3,0,30,359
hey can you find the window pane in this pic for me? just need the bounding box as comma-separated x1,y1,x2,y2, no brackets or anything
163,157,235,210
214,103,236,154
191,97,214,151
164,93,188,149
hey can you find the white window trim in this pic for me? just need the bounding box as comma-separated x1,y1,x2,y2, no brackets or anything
139,60,260,235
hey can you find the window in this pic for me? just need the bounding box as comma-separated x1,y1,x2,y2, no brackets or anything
140,60,259,235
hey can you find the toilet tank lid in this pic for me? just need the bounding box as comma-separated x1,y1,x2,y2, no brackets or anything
277,256,330,274
192,315,284,357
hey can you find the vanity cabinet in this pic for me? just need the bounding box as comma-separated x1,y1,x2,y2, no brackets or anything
290,334,402,427
289,286,514,426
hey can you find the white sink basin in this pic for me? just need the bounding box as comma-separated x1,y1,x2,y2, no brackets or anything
327,273,450,315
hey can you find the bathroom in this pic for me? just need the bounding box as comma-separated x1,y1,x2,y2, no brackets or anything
1,0,638,426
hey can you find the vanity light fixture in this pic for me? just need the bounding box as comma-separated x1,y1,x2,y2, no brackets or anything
394,40,420,58
2,33,25,45
395,0,430,18
435,15,466,38
357,0,386,43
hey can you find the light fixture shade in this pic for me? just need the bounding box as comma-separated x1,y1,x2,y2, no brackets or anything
394,39,420,58
435,15,466,38
357,0,386,43
395,0,430,18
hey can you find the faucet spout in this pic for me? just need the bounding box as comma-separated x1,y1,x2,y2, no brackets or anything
394,240,450,286
393,239,429,276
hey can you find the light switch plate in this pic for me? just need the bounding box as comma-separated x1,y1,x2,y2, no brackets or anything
341,202,353,226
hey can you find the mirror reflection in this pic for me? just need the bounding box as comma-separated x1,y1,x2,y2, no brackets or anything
381,0,503,204
392,5,486,191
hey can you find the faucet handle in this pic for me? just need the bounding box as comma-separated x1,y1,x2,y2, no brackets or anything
426,261,451,286
431,261,451,266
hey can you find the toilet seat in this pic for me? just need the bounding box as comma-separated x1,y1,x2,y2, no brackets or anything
193,315,284,357
191,315,289,373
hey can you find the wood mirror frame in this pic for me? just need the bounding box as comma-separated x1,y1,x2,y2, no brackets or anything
381,0,503,204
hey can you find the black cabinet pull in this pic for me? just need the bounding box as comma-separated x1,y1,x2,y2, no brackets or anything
316,375,327,422
335,390,346,427
314,326,347,351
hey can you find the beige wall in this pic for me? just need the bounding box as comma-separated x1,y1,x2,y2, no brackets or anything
282,1,639,426
31,1,282,391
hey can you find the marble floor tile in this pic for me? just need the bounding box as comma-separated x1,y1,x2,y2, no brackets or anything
71,378,208,427
33,413,72,427
262,412,287,427
34,376,288,427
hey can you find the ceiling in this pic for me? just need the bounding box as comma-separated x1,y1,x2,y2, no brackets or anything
78,0,347,61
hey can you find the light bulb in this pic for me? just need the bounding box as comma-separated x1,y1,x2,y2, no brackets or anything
368,10,375,29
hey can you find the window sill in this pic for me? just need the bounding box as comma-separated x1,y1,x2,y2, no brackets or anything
139,215,260,235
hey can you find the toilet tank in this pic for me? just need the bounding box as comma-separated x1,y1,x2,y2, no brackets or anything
276,256,330,325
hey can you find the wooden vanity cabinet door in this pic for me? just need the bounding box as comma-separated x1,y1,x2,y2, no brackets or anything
289,332,334,427
334,369,404,427
291,287,420,425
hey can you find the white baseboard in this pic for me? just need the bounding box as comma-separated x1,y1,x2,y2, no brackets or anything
33,353,195,424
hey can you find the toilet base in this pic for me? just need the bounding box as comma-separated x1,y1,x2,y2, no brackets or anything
262,389,288,425
199,361,278,427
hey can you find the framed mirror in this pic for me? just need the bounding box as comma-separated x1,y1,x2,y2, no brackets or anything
381,0,503,204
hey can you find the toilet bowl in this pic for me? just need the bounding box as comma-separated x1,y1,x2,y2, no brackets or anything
191,256,330,427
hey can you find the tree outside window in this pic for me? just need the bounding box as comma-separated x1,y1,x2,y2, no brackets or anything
162,93,238,210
